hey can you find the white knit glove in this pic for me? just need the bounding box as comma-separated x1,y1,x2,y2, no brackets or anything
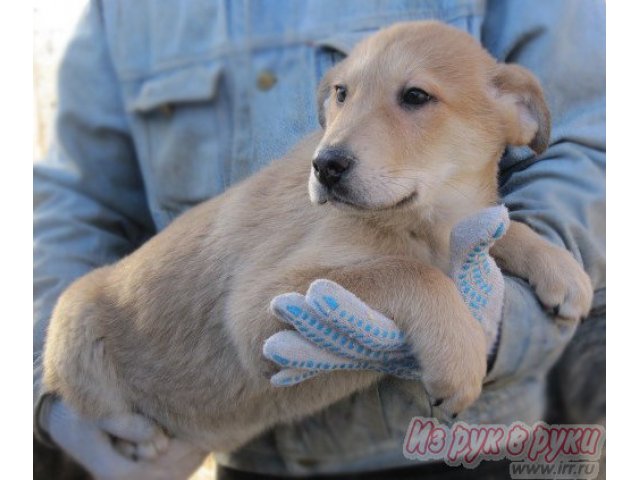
39,397,207,480
263,206,509,386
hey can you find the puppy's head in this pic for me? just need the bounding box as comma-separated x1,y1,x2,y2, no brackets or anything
309,21,550,212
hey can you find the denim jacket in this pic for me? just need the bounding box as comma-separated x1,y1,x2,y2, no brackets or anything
34,0,605,475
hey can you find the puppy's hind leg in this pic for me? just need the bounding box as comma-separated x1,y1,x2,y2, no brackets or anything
43,277,128,418
42,273,170,460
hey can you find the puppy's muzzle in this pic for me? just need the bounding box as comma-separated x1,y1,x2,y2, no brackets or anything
312,148,355,189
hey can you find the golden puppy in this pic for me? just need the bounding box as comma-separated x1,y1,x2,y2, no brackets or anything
43,21,592,455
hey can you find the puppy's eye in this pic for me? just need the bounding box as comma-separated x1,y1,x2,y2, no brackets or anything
401,88,434,107
335,85,347,104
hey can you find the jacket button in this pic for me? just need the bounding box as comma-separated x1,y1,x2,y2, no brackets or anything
257,70,277,91
160,103,174,117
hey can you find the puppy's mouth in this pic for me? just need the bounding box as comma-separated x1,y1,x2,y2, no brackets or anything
328,189,418,211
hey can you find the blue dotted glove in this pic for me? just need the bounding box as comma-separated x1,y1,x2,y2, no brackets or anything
263,206,509,386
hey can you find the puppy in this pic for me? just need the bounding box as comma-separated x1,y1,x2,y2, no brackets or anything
43,21,592,455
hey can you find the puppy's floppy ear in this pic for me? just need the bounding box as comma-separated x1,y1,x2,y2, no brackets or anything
491,63,551,154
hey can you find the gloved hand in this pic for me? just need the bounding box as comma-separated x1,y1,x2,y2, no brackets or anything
263,206,509,386
39,396,207,480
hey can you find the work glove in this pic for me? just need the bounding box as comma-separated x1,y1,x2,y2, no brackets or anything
263,206,509,386
39,396,207,480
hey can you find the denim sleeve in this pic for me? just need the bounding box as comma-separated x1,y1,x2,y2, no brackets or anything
481,0,606,382
33,0,154,409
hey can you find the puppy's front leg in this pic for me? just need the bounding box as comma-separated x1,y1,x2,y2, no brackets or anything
233,257,487,418
490,221,593,320
318,258,487,415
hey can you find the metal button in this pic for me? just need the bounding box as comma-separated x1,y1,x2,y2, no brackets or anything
256,70,277,91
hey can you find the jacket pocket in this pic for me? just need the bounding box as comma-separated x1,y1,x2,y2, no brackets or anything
126,61,230,224
128,63,223,113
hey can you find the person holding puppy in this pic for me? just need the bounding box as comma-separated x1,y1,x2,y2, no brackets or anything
34,1,605,479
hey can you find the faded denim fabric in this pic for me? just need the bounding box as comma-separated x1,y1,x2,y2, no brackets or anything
34,0,605,475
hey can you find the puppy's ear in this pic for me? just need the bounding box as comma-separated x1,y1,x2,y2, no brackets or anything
491,63,551,154
316,66,337,129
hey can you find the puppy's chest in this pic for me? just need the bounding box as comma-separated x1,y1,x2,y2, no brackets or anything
406,231,450,272
375,225,450,273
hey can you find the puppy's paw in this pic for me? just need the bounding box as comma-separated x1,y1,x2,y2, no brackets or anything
529,246,593,321
99,412,170,461
113,428,170,461
425,373,483,420
415,308,487,418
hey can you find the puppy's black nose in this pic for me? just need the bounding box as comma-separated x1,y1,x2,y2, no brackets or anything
312,149,354,188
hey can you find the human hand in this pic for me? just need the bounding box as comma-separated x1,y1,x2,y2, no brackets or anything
263,206,509,386
40,396,207,480
448,205,509,351
264,279,421,385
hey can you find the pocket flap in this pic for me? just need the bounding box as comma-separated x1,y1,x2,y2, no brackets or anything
127,62,223,113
